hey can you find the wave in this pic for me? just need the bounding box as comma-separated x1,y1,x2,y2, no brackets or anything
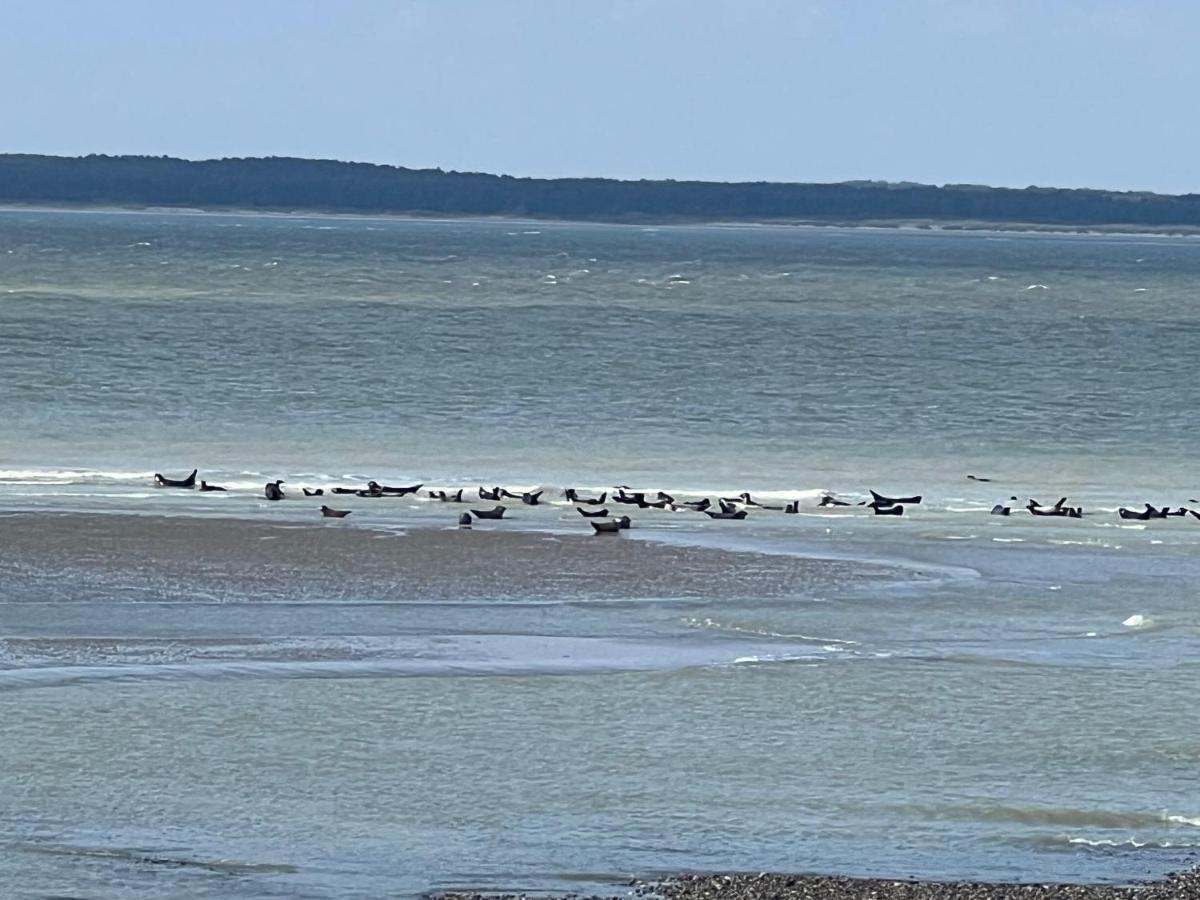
0,633,849,692
683,616,859,645
913,803,1200,831
1059,836,1200,850
9,839,298,875
0,468,155,485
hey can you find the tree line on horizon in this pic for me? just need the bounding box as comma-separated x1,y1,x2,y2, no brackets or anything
1,154,1198,227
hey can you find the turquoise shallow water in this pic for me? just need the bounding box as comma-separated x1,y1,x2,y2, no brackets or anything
2,209,1198,487
0,210,1198,898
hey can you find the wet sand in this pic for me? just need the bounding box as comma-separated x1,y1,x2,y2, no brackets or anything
0,511,900,603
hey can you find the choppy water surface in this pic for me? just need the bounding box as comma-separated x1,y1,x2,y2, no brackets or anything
0,210,1197,899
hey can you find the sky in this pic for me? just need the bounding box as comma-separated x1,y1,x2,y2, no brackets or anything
1,0,1197,194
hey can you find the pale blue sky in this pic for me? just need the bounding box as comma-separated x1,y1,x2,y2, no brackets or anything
2,0,1196,192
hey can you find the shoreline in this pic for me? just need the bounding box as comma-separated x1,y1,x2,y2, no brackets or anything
437,867,1200,900
2,201,1200,238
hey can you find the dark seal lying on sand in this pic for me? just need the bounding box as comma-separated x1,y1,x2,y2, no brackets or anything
436,867,1200,900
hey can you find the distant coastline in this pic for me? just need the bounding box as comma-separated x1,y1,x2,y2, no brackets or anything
3,154,1200,235
5,201,1200,239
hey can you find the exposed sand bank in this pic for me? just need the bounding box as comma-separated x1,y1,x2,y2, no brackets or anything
0,511,900,604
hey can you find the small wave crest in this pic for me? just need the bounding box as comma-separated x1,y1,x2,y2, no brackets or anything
684,616,859,645
0,468,154,485
1058,835,1200,850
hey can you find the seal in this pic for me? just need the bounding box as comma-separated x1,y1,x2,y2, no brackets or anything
356,481,384,498
869,490,922,506
154,469,197,489
379,483,423,496
565,489,606,505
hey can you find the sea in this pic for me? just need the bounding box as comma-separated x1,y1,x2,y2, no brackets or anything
0,208,1197,899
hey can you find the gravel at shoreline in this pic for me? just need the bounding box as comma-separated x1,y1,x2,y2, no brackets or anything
435,867,1200,900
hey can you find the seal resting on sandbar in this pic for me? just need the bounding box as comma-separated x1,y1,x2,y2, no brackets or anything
1119,504,1172,520
302,488,324,497
199,480,226,492
320,505,350,518
869,490,922,506
429,489,465,502
478,486,502,501
590,515,631,534
154,469,197,489
577,507,609,517
705,509,748,520
379,483,423,496
873,504,904,516
1027,499,1082,518
471,505,506,520
264,480,285,501
565,489,606,505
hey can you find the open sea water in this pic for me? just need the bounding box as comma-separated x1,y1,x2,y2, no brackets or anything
0,209,1198,898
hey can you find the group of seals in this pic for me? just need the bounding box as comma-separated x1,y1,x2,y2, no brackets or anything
1118,503,1196,521
153,470,1200,526
475,486,543,505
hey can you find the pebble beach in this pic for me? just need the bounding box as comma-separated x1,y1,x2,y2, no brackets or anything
440,868,1200,900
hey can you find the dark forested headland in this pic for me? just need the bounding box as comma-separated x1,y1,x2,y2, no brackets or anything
3,153,1200,230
